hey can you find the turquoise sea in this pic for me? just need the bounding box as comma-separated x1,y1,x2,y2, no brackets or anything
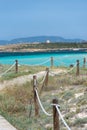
0,51,87,67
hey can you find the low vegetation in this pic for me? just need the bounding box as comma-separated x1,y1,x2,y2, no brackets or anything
0,65,46,81
0,65,87,130
0,42,87,52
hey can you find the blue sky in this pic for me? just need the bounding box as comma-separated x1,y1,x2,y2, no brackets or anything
0,0,87,40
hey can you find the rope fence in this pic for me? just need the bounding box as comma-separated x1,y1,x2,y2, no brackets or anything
0,57,87,129
33,75,71,130
49,62,77,76
0,57,87,77
0,56,87,67
35,88,52,116
20,58,50,66
55,105,71,130
37,71,47,85
0,62,15,76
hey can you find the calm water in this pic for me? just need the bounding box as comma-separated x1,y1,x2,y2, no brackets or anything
0,51,87,66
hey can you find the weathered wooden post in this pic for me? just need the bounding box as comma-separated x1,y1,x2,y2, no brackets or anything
33,75,39,116
51,57,54,67
29,99,32,118
83,57,86,68
40,68,49,93
45,67,49,87
76,60,80,76
53,99,59,130
15,60,18,73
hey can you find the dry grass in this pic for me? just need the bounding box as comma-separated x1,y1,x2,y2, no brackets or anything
0,64,46,81
0,66,87,130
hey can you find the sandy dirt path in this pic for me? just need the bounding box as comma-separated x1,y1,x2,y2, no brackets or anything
0,68,67,90
0,71,46,90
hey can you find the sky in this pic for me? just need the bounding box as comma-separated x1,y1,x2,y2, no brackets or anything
0,0,87,40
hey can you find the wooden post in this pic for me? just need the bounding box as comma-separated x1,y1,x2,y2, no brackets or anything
33,75,39,116
40,68,49,93
53,99,59,130
29,99,32,118
45,67,49,86
15,60,18,73
51,57,54,67
83,57,86,68
76,60,79,76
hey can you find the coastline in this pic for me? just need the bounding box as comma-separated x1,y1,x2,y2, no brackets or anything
0,42,87,53
0,48,87,53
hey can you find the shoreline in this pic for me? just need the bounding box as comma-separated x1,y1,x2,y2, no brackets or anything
0,42,87,53
0,48,87,53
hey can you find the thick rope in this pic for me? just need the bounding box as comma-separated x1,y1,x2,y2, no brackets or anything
37,71,47,85
20,58,50,66
55,105,71,130
0,63,15,76
18,57,50,61
54,58,67,66
35,88,52,116
49,63,76,76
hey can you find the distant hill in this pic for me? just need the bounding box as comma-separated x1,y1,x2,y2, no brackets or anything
0,36,85,45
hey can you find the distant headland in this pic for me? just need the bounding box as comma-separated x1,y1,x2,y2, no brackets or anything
0,42,87,52
0,36,86,45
